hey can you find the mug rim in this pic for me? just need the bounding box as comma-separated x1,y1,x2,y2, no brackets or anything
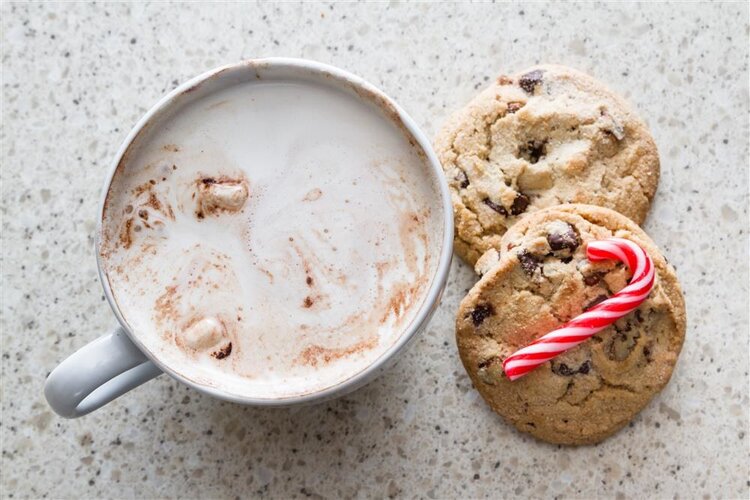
95,57,454,406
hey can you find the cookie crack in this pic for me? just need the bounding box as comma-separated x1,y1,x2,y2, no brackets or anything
599,378,639,394
449,134,463,165
454,231,477,254
564,383,598,408
559,380,575,401
556,369,639,409
481,119,494,162
624,173,652,201
548,306,566,324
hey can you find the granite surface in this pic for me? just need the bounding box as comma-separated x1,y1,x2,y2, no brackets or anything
1,2,748,498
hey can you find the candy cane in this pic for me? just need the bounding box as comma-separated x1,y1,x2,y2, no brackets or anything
502,238,655,381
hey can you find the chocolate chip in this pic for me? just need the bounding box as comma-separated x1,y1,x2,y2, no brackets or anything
552,360,591,376
547,223,580,251
643,345,653,363
510,193,530,215
584,294,609,311
518,251,541,276
477,358,496,369
519,69,544,94
470,303,495,327
614,320,633,334
483,198,508,216
561,256,573,264
455,169,470,188
518,140,547,164
507,102,525,114
635,309,644,323
608,323,640,361
552,363,575,376
583,273,602,286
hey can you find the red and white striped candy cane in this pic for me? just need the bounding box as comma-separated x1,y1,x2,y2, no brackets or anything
502,238,656,381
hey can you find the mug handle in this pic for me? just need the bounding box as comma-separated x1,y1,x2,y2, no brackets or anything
44,326,162,418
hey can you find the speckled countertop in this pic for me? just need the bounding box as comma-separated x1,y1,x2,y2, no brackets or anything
2,2,748,499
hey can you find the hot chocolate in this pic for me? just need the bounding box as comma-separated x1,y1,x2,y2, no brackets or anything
99,69,444,399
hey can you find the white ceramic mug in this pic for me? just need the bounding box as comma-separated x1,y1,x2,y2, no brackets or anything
44,58,453,418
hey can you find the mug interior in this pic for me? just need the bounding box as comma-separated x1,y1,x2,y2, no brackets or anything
96,59,453,405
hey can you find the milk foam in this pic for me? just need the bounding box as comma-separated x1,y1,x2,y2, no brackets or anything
100,71,443,399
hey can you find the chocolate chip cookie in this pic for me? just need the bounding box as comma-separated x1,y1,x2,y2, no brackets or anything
456,204,685,445
435,64,660,267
